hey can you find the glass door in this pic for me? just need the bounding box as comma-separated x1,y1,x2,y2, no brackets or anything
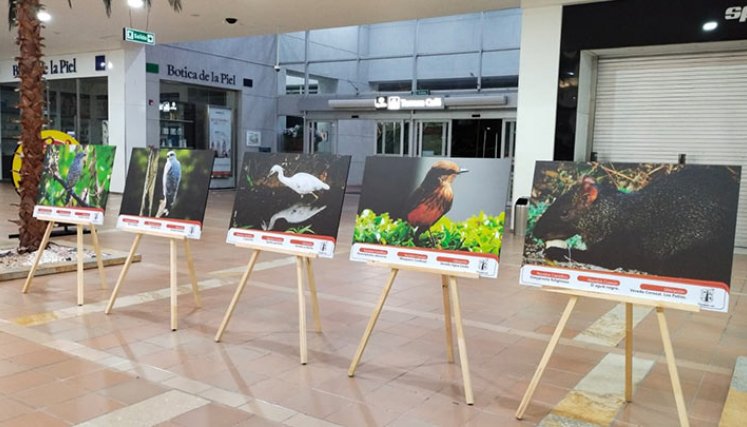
306,120,336,154
416,120,450,157
375,120,409,156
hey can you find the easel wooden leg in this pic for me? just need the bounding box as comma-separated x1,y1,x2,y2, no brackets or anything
625,302,633,402
296,256,308,365
214,250,260,342
105,233,142,314
441,275,454,363
656,307,690,427
22,221,54,293
348,268,399,377
170,238,178,331
90,224,107,290
182,239,202,307
516,295,578,419
304,257,322,333
76,224,85,306
447,277,474,405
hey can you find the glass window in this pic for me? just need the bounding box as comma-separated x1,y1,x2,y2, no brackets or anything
280,116,304,153
159,81,239,187
1,84,20,181
78,78,108,145
376,121,407,156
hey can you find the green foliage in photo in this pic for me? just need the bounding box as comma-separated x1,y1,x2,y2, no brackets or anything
353,209,505,256
36,145,116,209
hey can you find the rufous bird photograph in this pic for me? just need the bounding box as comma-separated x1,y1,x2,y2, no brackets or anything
354,156,512,255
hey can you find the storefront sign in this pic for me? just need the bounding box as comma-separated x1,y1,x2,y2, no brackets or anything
123,27,156,45
165,64,237,86
725,5,747,22
2,53,107,82
12,58,77,78
374,95,444,111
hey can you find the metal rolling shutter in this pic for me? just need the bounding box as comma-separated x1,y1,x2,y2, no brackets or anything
591,51,747,249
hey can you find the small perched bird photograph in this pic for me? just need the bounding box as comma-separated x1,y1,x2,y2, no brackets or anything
354,156,512,256
229,152,351,239
36,144,117,210
159,151,182,217
119,148,215,223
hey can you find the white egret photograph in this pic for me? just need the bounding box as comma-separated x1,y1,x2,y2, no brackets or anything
230,153,350,239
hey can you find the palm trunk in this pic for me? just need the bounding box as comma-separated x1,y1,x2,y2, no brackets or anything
14,0,46,253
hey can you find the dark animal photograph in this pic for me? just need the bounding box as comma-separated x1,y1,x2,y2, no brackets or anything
230,153,351,239
523,161,741,287
36,144,116,210
119,148,214,223
354,156,511,256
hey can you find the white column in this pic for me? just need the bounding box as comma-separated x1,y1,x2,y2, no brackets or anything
512,5,563,204
108,46,147,193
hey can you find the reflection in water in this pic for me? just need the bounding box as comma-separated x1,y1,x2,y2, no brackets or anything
261,202,327,231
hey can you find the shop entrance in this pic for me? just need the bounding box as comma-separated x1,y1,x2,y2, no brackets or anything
159,81,239,188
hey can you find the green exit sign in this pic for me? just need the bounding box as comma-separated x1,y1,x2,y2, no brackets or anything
123,27,155,45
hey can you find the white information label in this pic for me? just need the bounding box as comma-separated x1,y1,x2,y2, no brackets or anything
226,228,336,258
34,205,105,225
116,215,202,239
520,265,728,312
350,243,499,278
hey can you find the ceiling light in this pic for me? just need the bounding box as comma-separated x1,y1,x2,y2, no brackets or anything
37,10,51,22
128,0,145,8
702,21,718,31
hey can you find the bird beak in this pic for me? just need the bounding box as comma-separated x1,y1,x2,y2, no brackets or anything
457,168,469,174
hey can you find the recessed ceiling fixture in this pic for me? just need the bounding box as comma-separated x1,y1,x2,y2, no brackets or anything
702,21,718,31
37,10,51,22
128,0,145,8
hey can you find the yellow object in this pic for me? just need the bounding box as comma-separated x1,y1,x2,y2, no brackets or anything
11,130,79,190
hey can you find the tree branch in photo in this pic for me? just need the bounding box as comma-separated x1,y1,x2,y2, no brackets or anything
49,172,90,208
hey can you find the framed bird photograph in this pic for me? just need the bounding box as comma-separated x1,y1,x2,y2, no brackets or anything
117,148,215,239
33,144,117,225
351,156,512,278
226,152,351,257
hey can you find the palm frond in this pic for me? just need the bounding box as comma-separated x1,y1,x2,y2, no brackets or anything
101,0,111,17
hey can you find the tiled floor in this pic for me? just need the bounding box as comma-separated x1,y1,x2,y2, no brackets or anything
0,183,745,426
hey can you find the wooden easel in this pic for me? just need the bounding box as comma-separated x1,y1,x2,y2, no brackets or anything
22,218,108,306
104,230,201,331
347,263,477,405
515,287,699,427
214,243,322,365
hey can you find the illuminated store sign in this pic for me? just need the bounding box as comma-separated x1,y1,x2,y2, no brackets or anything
374,96,444,110
12,58,77,77
725,6,747,22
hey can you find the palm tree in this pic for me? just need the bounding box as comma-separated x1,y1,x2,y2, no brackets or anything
7,0,181,252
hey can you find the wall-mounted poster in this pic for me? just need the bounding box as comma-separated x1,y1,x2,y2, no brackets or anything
350,157,511,278
521,161,741,312
33,144,116,225
117,148,215,239
226,152,351,257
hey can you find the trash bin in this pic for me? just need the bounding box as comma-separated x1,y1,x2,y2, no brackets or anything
514,197,529,237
